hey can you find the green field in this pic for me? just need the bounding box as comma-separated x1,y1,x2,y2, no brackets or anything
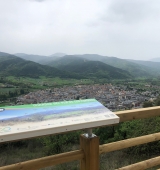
0,87,18,93
6,76,94,90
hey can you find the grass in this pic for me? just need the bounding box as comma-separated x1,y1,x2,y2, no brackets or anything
0,140,45,167
0,102,9,106
0,87,18,93
6,76,94,90
100,150,160,170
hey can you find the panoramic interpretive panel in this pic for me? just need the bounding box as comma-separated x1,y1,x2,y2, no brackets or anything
0,99,119,142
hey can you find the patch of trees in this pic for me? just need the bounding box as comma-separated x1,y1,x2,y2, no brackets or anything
0,88,29,101
143,96,160,108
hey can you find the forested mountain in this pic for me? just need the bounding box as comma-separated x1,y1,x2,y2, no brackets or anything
58,59,132,79
38,56,60,65
45,54,157,77
0,52,13,57
0,54,132,79
38,53,66,65
1,51,159,79
76,54,157,77
0,55,83,79
47,55,87,67
100,56,156,77
128,59,160,72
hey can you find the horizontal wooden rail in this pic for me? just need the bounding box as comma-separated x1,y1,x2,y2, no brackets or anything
99,132,160,154
116,106,160,122
0,150,84,170
116,155,160,170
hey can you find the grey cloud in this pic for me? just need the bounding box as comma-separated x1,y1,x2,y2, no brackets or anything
1,0,160,60
31,0,46,2
101,0,155,24
86,21,100,28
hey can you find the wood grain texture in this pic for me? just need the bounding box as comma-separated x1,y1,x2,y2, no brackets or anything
0,150,84,170
116,156,160,170
116,106,160,122
99,132,160,154
80,135,99,170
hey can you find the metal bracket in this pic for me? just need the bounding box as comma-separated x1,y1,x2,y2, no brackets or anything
83,128,96,138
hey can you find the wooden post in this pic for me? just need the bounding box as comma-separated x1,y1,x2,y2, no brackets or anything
80,134,99,170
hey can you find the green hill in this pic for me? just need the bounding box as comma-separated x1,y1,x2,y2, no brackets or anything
78,54,157,77
128,59,160,72
1,52,158,79
44,54,157,78
0,54,132,79
58,59,132,79
38,56,61,65
0,52,13,57
101,57,158,77
0,55,83,79
47,55,87,67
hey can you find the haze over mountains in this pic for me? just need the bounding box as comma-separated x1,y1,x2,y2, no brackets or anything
14,53,50,63
1,51,160,79
14,53,67,63
151,58,160,62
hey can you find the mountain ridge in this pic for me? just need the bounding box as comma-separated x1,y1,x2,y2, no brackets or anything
1,51,159,79
54,56,132,79
0,55,83,79
45,54,157,78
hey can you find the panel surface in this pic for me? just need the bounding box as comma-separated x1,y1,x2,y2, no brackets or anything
0,99,119,142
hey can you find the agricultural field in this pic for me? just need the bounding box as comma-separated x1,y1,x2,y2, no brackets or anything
6,76,94,89
0,87,18,93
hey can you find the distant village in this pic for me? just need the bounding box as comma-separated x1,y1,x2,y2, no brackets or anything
16,84,159,111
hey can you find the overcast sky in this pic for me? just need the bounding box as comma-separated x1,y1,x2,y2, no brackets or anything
0,0,160,60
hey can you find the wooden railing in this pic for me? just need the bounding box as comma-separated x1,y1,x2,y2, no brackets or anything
1,106,160,170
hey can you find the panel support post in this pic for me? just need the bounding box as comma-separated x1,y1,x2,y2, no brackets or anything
80,134,99,170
